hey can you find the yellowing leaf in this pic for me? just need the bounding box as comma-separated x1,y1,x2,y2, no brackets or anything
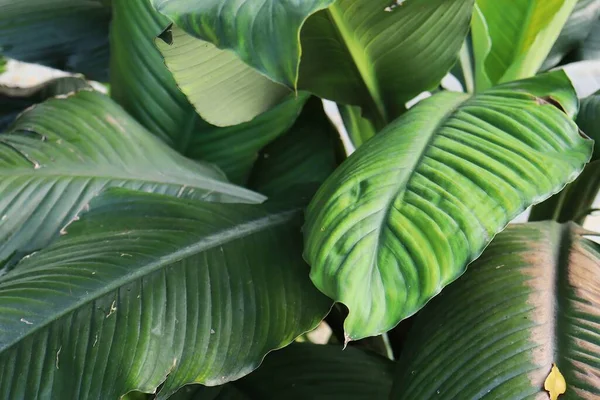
544,364,567,400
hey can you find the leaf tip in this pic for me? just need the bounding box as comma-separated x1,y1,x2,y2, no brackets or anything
544,363,566,400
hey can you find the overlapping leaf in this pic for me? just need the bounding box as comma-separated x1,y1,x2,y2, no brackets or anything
110,0,306,182
472,0,578,89
172,343,394,400
0,189,331,399
392,222,600,399
0,90,262,267
248,98,340,198
0,76,91,131
0,0,111,80
530,90,600,223
154,0,473,126
156,26,293,127
304,72,593,340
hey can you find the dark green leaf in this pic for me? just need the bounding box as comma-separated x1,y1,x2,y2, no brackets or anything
338,105,377,149
0,76,91,131
0,90,262,268
304,72,592,340
0,189,331,398
248,98,340,198
0,0,110,80
172,343,393,400
392,222,600,399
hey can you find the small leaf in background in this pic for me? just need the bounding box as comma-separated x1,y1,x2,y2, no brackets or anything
0,0,111,80
545,364,567,400
304,71,592,340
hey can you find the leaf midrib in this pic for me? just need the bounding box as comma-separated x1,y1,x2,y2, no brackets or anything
0,208,300,352
326,4,387,123
0,166,264,202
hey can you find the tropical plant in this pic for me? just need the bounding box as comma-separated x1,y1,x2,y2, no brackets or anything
0,0,599,398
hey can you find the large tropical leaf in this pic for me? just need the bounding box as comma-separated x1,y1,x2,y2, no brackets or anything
391,222,600,399
578,19,600,60
0,189,331,399
156,26,293,127
248,98,340,198
543,0,600,70
304,71,593,341
110,0,306,182
172,343,393,400
0,0,110,80
0,76,91,131
154,0,473,127
472,0,578,90
530,90,600,223
0,90,262,268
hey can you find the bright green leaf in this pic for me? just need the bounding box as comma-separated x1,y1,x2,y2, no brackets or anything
473,0,578,90
0,0,110,80
110,0,306,182
156,26,292,127
0,76,91,131
0,90,263,268
171,343,393,400
304,71,592,340
391,222,600,399
0,189,331,398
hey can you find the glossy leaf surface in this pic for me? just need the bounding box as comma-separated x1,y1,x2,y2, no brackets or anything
0,189,331,398
305,72,592,340
392,222,600,399
0,90,262,266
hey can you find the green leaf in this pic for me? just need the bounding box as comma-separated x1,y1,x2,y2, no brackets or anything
0,90,263,268
530,91,600,223
156,26,292,127
338,105,377,150
0,76,91,131
171,343,393,399
248,98,340,198
110,0,306,183
543,0,600,70
0,56,5,74
391,222,600,399
473,0,578,90
152,0,335,90
0,189,331,398
577,19,600,60
298,0,473,126
0,0,110,80
155,0,473,126
304,71,593,341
